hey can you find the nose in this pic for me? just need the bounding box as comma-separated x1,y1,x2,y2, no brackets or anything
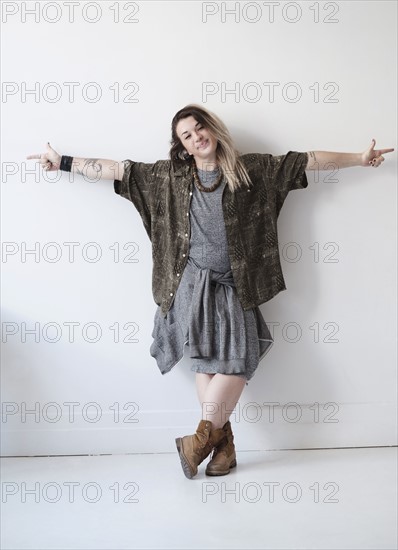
193,130,203,142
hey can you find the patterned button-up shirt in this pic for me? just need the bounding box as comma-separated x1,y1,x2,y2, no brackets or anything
114,151,309,317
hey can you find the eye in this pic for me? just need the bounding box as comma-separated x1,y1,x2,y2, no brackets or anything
184,125,203,140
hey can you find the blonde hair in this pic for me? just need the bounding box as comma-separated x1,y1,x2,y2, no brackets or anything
169,103,252,192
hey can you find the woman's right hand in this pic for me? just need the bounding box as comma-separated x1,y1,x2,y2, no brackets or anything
26,142,62,171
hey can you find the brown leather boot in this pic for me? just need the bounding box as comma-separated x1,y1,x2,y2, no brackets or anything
205,420,237,476
175,419,227,479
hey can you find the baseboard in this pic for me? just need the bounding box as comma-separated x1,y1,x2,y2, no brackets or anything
1,402,396,456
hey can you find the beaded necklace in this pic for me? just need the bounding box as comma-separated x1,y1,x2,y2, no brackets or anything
192,159,223,193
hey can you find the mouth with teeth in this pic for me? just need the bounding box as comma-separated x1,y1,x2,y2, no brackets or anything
197,140,209,149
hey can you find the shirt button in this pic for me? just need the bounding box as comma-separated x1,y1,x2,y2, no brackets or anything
189,192,193,196
182,254,186,257
247,189,251,192
186,212,189,216
177,273,180,277
170,292,173,296
185,233,188,237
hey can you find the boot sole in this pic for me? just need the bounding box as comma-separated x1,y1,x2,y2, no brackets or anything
175,438,195,479
205,458,237,476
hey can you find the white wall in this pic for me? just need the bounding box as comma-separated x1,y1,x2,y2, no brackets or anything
2,0,396,455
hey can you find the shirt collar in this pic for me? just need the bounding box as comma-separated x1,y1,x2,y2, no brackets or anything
172,159,192,178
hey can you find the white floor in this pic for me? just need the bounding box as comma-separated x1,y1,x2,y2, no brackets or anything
1,447,397,550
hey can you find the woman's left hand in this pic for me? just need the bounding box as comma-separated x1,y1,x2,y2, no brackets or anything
361,139,394,167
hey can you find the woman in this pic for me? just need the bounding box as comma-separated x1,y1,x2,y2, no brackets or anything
27,104,394,480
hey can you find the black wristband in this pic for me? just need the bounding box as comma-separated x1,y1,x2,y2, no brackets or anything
60,155,73,172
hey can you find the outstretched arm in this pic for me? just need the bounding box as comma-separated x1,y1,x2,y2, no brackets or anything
27,142,124,181
306,139,394,170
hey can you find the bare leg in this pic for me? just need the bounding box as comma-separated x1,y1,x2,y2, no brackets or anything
195,373,215,405
199,373,246,429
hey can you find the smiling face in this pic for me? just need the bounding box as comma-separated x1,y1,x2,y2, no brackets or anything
176,115,218,169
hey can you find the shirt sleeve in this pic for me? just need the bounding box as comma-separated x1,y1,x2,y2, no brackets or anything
264,151,309,215
114,159,156,240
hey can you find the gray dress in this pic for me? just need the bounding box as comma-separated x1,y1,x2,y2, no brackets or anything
149,166,274,383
